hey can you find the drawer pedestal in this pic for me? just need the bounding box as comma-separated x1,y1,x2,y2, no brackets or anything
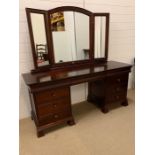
88,72,129,113
29,86,75,137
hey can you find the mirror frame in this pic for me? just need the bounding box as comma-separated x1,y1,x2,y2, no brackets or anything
47,6,93,68
26,8,52,70
25,6,110,73
93,13,110,63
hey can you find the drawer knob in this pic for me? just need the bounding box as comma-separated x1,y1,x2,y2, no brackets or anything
53,104,57,108
116,95,120,99
117,78,121,82
53,114,59,118
116,87,120,91
51,92,55,97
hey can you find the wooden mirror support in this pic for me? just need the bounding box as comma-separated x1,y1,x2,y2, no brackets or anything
26,6,110,73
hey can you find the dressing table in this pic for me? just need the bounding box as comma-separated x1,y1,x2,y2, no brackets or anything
22,6,132,137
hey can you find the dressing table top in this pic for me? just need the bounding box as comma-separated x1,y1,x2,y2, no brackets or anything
23,61,132,86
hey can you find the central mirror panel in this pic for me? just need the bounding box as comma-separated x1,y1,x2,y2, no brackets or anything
50,11,90,63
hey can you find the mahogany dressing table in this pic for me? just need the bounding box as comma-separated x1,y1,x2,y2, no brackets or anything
23,6,132,137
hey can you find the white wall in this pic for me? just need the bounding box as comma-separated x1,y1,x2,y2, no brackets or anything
19,0,135,119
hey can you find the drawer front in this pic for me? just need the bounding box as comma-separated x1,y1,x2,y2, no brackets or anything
37,97,70,116
35,87,70,104
107,83,128,95
107,74,128,85
38,109,71,125
106,93,126,103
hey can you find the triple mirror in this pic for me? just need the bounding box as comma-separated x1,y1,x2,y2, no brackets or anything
26,7,109,71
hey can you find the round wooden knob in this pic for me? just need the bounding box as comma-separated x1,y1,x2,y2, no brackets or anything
116,87,120,91
53,114,59,118
117,78,121,82
116,95,119,99
53,104,57,108
51,92,55,97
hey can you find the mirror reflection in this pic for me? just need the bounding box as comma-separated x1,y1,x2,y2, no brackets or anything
30,13,49,66
95,16,106,58
50,11,90,63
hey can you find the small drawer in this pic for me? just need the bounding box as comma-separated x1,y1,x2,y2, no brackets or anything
107,84,127,94
107,74,128,85
38,109,71,125
106,93,126,103
37,97,70,116
35,87,70,104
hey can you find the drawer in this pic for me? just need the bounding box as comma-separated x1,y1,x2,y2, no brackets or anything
37,97,70,116
107,74,128,85
105,93,126,103
38,109,71,126
35,87,70,104
107,83,128,94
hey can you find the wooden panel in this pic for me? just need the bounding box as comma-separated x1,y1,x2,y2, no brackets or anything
89,80,105,97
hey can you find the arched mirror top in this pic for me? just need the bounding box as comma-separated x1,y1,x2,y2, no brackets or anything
48,6,92,65
48,6,93,16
